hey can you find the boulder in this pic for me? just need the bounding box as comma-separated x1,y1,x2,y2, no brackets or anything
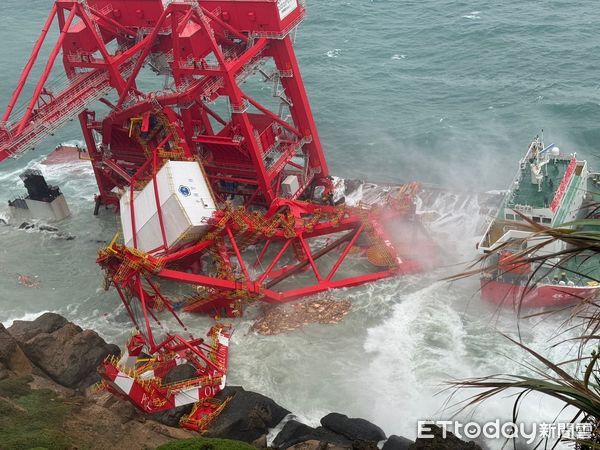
321,413,386,443
8,312,68,343
409,425,482,450
272,420,352,449
0,323,32,377
204,386,290,443
383,435,413,450
350,441,379,450
147,365,200,425
287,440,330,450
151,404,194,427
253,434,268,449
163,363,197,385
273,421,316,449
20,322,119,389
0,362,10,380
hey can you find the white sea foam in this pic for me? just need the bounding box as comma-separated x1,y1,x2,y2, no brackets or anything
2,310,50,327
361,283,579,449
462,11,481,19
361,191,581,448
325,49,341,58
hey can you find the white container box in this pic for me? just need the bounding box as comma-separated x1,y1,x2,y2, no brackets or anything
281,175,299,197
120,161,216,253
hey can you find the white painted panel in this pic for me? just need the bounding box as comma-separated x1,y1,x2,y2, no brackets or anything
114,373,134,394
23,196,71,221
278,0,298,20
167,161,216,226
174,387,200,407
161,194,193,248
119,161,216,253
281,175,299,197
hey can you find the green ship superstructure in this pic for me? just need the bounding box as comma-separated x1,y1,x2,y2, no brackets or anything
479,135,600,288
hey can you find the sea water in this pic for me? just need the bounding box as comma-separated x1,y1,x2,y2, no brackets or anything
1,1,599,448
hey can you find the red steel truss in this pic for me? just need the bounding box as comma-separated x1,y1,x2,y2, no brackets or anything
0,0,440,428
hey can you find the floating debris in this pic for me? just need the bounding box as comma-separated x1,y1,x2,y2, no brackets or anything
251,298,352,335
17,274,39,288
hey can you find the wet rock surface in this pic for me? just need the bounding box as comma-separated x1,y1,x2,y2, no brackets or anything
206,386,291,442
382,435,414,450
8,312,69,342
152,404,194,428
272,420,353,449
0,324,31,378
16,319,120,389
321,413,386,443
409,425,482,450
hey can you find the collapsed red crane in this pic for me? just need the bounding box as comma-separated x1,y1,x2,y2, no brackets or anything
0,0,439,428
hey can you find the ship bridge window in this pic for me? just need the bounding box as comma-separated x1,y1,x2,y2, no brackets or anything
532,216,541,223
505,213,515,221
542,217,551,224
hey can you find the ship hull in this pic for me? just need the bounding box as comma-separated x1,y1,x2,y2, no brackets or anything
42,145,87,165
480,279,598,308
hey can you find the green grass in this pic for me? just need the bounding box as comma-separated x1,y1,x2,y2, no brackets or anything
157,437,257,450
0,376,75,450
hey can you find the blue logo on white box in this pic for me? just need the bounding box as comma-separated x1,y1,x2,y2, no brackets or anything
178,185,191,197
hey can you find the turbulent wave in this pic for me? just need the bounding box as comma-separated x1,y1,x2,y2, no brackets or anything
2,310,50,328
361,193,583,449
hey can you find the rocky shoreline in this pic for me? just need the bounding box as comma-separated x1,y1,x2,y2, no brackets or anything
0,313,482,450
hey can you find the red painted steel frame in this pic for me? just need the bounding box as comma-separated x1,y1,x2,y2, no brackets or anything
0,0,434,316
0,0,440,428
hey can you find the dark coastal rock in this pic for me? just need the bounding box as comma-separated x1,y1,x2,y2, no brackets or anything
0,323,32,377
164,363,197,385
272,420,352,449
287,440,351,450
151,364,198,427
151,404,194,427
8,312,68,343
0,362,10,380
383,435,413,450
273,421,315,448
0,324,20,363
253,434,268,448
39,225,58,232
205,386,290,443
321,413,386,443
19,321,120,389
409,425,482,450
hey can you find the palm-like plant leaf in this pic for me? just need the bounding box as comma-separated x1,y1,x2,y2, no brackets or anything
448,209,600,447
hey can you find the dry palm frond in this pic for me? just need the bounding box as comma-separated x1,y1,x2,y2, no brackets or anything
449,335,600,448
